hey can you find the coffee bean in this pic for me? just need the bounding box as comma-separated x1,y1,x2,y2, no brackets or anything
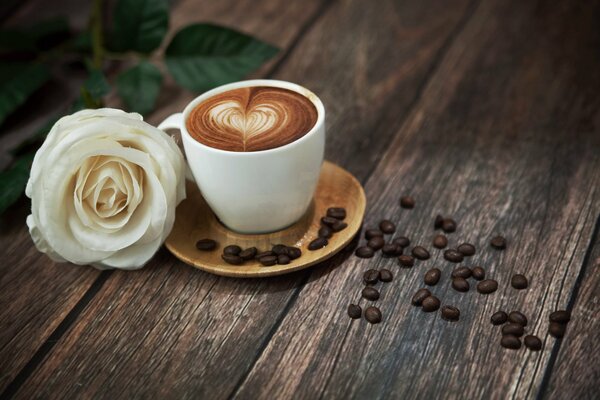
393,236,410,247
272,244,288,255
331,221,348,232
444,249,464,263
502,323,525,337
442,218,457,233
400,196,415,209
382,243,401,256
196,238,217,251
321,216,338,227
365,229,383,240
239,247,257,261
287,247,302,260
490,235,507,249
501,335,522,349
452,277,470,292
491,311,508,325
223,245,242,256
434,214,444,229
308,237,328,251
457,243,476,256
411,288,431,306
424,268,441,286
508,311,528,326
451,266,472,279
355,246,374,258
471,266,485,280
318,226,333,239
412,246,430,260
362,287,380,301
327,207,346,220
524,335,542,351
363,269,380,285
398,255,415,267
259,255,278,266
364,306,382,324
441,305,460,321
549,322,566,338
511,274,528,290
477,279,498,294
433,234,448,249
379,220,396,234
367,236,385,250
222,254,243,265
277,254,291,265
255,250,274,259
379,269,393,282
422,296,441,312
348,304,362,319
549,310,571,324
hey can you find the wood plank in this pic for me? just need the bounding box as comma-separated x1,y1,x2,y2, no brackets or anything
232,0,600,398
10,0,474,398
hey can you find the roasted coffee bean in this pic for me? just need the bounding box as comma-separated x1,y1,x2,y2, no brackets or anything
222,254,243,265
393,236,410,247
441,305,460,321
367,236,385,250
549,322,566,338
502,323,525,337
501,335,522,349
491,311,508,325
363,269,380,285
434,214,444,229
422,296,441,312
511,274,528,290
255,250,274,259
398,255,415,267
308,237,328,251
457,243,476,256
196,238,217,251
444,249,464,263
451,267,472,279
322,217,340,227
259,255,278,266
379,219,396,234
400,196,415,209
433,234,448,249
471,266,485,280
524,335,542,351
277,254,291,265
239,247,257,261
332,221,348,232
318,226,333,238
223,245,242,256
348,304,362,319
424,268,441,286
508,311,528,326
412,246,430,260
379,269,393,282
272,244,288,255
382,243,400,256
452,277,470,292
362,287,380,301
327,207,346,220
355,246,375,258
411,288,431,306
490,235,507,249
364,306,382,324
549,310,571,324
287,247,302,260
477,279,498,294
442,218,457,233
365,229,384,240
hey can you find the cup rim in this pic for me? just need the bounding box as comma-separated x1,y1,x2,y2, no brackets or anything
181,79,325,156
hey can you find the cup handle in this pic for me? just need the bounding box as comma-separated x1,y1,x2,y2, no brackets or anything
157,113,195,182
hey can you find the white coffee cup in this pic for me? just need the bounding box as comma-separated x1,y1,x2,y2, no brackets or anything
158,79,325,234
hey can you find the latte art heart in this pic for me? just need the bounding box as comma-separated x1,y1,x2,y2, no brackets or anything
187,87,318,152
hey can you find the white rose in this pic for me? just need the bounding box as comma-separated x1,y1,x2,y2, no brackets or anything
26,108,186,270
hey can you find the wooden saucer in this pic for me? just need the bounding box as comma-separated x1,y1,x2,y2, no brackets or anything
165,161,366,277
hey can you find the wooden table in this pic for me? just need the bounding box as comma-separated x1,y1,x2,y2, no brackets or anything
1,0,599,398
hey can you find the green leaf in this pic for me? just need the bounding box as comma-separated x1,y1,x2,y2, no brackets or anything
109,0,168,53
116,61,162,115
165,23,279,92
0,152,35,215
84,68,110,99
0,63,50,126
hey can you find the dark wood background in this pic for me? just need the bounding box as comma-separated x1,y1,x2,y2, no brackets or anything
1,0,599,398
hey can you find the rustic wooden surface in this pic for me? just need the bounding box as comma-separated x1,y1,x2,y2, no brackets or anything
1,0,599,399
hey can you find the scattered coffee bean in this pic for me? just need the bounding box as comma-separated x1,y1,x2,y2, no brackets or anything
222,254,243,265
477,279,498,294
287,247,302,259
223,245,242,256
433,234,448,249
362,287,380,301
411,288,432,306
332,220,348,232
393,236,410,247
444,249,464,263
422,296,441,312
355,246,375,258
511,274,528,290
452,277,470,292
318,226,333,239
348,304,362,319
255,250,274,259
471,266,485,280
451,266,472,279
457,243,476,256
365,229,383,240
502,323,525,337
441,305,460,321
508,311,528,326
363,269,380,285
442,218,457,233
491,311,508,325
490,235,507,249
400,196,415,209
308,237,328,251
379,269,393,282
239,247,257,261
424,268,441,286
259,255,278,266
321,216,339,227
277,254,291,265
365,306,382,324
379,219,396,234
524,335,542,351
434,214,444,229
196,238,217,251
327,207,346,220
398,255,415,267
549,322,566,338
367,236,385,250
501,335,522,349
412,246,430,260
382,243,401,256
549,310,571,324
272,244,288,255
